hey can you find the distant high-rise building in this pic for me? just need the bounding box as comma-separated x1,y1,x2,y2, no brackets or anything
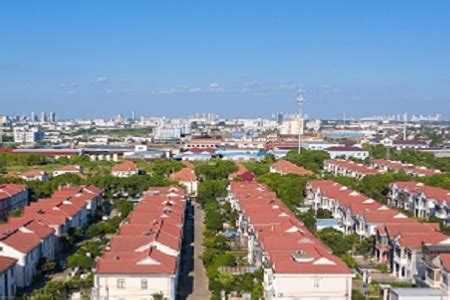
276,112,284,124
31,112,36,122
40,112,47,123
131,111,136,120
49,112,56,123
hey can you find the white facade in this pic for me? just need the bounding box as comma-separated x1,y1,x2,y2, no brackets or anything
279,119,303,136
264,271,353,300
179,180,198,196
13,127,44,144
93,274,177,300
327,149,369,160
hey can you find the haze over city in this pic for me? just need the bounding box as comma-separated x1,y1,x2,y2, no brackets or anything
1,1,450,118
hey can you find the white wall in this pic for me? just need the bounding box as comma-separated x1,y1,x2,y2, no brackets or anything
267,273,353,300
93,274,177,300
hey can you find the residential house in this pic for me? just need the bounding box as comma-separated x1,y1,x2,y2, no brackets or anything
19,169,49,181
52,165,84,177
0,256,17,299
325,146,369,160
270,159,313,176
229,182,353,300
111,160,139,177
0,184,28,220
93,186,187,300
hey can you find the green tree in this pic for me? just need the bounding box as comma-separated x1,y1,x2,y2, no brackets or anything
244,161,270,176
195,160,237,180
197,179,228,206
317,228,353,256
285,149,330,173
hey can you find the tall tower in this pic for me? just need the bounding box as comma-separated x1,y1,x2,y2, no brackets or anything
49,112,56,123
40,112,47,123
403,112,408,141
297,89,304,154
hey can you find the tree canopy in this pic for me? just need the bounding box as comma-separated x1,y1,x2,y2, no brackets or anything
285,149,330,173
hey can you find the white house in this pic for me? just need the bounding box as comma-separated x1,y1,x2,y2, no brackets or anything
52,165,84,177
111,160,139,177
19,169,49,182
325,146,369,160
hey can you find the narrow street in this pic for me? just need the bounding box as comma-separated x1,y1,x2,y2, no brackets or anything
177,202,210,300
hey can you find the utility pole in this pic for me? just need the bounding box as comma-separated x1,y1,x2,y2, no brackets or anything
297,89,304,154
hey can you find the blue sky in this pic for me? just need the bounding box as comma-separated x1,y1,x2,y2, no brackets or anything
1,1,449,119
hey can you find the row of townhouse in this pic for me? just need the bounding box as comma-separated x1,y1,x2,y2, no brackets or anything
389,181,450,224
169,161,198,196
228,181,353,300
270,159,314,176
324,159,381,179
93,186,187,300
0,184,28,221
370,159,443,177
306,180,450,282
0,185,103,296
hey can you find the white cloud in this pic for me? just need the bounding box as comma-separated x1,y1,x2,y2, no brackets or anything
208,82,223,92
95,76,109,83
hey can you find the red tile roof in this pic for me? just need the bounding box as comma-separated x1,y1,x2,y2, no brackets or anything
0,184,27,201
95,186,186,275
230,182,351,275
112,160,138,173
169,167,197,182
325,159,380,176
0,256,17,273
21,169,47,177
271,160,313,176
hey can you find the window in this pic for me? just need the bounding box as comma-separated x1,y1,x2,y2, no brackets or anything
313,278,320,288
117,279,125,289
141,279,148,289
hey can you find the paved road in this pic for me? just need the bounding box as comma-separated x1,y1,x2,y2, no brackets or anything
177,202,210,300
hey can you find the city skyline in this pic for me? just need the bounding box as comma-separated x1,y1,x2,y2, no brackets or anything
1,1,449,118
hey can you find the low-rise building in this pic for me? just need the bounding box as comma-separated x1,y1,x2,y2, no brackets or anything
0,256,17,299
307,179,450,282
389,182,450,224
52,165,84,177
270,159,313,176
229,182,353,299
169,162,198,196
19,169,49,181
111,160,139,177
325,146,369,160
324,159,380,179
93,186,187,300
370,159,442,177
0,184,28,220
